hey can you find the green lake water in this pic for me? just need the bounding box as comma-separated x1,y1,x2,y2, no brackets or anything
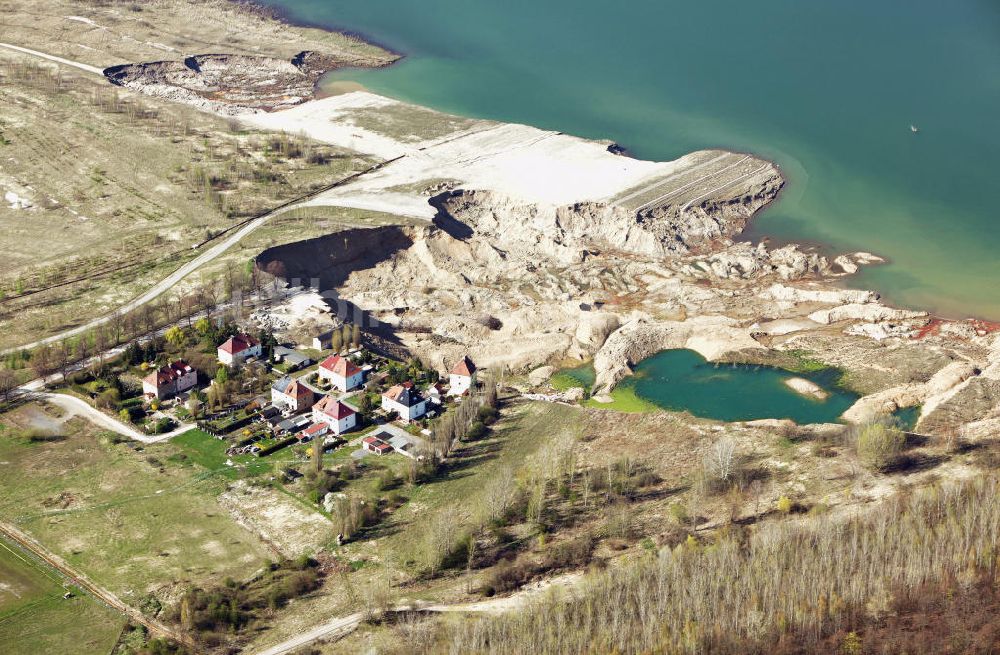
623,350,856,423
557,350,857,423
266,0,1000,320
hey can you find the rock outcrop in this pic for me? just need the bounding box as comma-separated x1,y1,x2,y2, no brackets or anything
105,52,359,114
591,316,765,394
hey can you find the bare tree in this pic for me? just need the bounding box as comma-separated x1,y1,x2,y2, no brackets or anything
704,436,739,483
108,311,126,345
0,368,16,405
482,466,516,524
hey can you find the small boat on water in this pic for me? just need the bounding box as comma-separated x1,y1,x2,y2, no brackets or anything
910,124,920,133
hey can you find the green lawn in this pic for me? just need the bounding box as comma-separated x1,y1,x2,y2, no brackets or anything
0,413,273,607
584,384,659,413
0,536,124,654
169,428,275,479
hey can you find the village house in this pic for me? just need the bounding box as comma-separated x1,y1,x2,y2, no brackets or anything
449,355,477,396
427,381,446,403
217,333,261,367
310,328,335,351
142,360,198,400
273,346,312,371
381,382,428,423
312,394,357,435
271,376,315,413
362,435,393,456
317,354,364,391
298,421,330,443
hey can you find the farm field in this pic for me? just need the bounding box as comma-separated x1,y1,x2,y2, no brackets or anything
0,535,125,655
0,407,273,608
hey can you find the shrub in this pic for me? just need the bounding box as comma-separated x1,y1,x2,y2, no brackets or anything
856,422,906,471
776,495,793,514
466,421,486,440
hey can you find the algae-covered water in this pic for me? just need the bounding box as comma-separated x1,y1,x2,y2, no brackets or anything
267,0,1000,320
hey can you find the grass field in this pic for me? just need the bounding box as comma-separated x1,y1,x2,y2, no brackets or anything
0,409,273,607
0,536,125,655
0,48,378,351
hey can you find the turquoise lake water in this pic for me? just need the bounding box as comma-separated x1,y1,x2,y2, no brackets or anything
624,350,856,423
266,0,1000,320
557,351,857,423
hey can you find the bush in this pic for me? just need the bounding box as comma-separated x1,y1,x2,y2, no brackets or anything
542,533,595,571
466,421,486,440
483,558,535,595
478,406,499,425
856,422,906,471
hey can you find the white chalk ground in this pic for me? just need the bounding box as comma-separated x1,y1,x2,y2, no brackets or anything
784,377,829,401
242,91,697,218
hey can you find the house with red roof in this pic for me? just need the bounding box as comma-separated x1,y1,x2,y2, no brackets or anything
381,381,427,423
142,360,198,401
317,354,364,391
217,333,261,367
298,422,330,442
271,376,315,413
449,355,477,396
312,394,357,435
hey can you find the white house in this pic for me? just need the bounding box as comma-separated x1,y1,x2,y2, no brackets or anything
449,355,477,396
312,395,357,435
271,376,315,413
317,354,363,391
381,382,428,423
142,360,198,400
217,333,261,366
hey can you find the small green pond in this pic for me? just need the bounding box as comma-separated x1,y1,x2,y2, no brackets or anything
557,350,859,423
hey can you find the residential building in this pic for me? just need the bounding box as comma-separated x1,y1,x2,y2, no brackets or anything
273,346,312,371
142,360,198,400
317,354,364,391
449,355,477,396
381,382,428,422
299,422,330,442
362,435,393,456
310,329,335,351
312,395,357,435
217,333,261,366
271,376,315,413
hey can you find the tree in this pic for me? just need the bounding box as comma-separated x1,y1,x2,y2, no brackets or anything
350,323,361,348
312,436,324,474
52,341,71,382
187,393,203,419
856,421,906,471
330,329,343,354
0,368,16,405
165,325,186,349
704,436,739,483
108,311,126,344
215,366,229,385
194,317,212,336
358,393,374,415
30,344,55,382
